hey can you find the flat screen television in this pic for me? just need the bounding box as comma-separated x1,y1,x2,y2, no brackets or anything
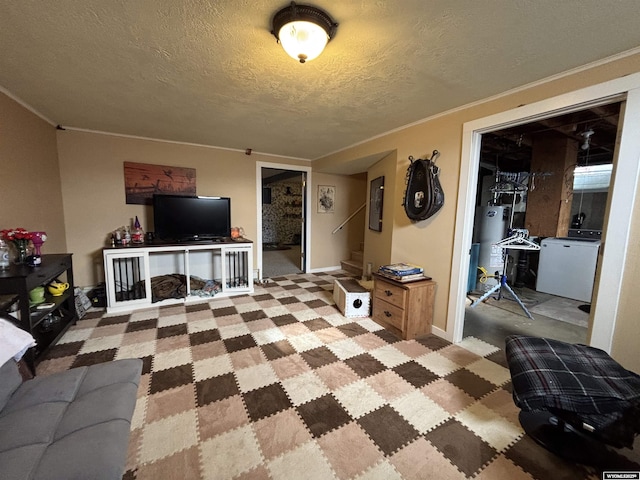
153,194,231,241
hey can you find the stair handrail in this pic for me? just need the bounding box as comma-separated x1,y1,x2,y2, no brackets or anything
332,203,366,234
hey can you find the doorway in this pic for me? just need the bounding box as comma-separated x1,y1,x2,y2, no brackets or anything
256,162,311,280
448,73,640,352
463,103,620,347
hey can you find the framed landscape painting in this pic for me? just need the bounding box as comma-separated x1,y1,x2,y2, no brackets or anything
124,162,196,205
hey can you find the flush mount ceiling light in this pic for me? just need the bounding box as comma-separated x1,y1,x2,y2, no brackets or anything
271,2,338,63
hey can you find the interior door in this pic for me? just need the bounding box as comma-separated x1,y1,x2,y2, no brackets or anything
300,173,307,271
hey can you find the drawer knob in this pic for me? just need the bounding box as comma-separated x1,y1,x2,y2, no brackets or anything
384,311,392,317
384,290,392,296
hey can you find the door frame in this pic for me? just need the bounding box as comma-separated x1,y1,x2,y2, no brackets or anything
447,72,640,352
256,161,312,278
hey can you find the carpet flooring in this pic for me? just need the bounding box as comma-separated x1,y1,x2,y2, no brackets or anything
36,271,638,479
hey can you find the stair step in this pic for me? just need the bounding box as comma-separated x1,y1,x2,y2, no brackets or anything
351,250,363,263
340,259,363,276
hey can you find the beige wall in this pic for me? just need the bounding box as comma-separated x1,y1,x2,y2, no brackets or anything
363,152,396,273
0,93,67,255
56,130,309,286
316,53,640,369
310,172,366,269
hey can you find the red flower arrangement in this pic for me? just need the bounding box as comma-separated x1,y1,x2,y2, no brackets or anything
1,228,34,263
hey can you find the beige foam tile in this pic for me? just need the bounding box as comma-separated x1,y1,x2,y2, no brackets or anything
56,325,94,344
251,327,287,346
261,305,292,318
193,354,233,381
124,427,143,475
414,351,461,376
245,318,277,332
393,340,432,358
285,302,310,312
322,313,352,326
256,298,281,308
278,322,312,337
287,331,325,352
89,323,129,338
455,402,523,452
157,305,187,317
326,338,366,360
186,317,218,334
281,367,328,402
465,357,512,387
480,388,522,427
131,393,148,429
217,322,251,339
138,409,199,464
252,408,313,460
135,446,202,480
318,422,384,479
333,379,386,418
119,328,157,346
78,333,124,354
210,297,236,307
437,344,483,367
35,356,76,376
129,308,159,322
156,331,190,350
352,333,391,351
315,361,362,391
474,454,535,479
390,437,465,480
200,425,263,480
184,308,215,322
152,346,192,371
197,395,250,441
390,390,450,434
291,308,321,322
313,327,348,344
215,314,245,327
229,346,267,370
270,354,313,381
421,378,476,415
356,318,385,332
267,440,337,480
365,370,416,401
233,302,263,313
234,363,279,393
190,340,226,362
157,312,188,328
368,344,412,368
456,337,500,357
145,384,196,423
353,459,403,480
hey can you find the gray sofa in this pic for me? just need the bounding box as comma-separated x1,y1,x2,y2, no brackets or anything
0,357,142,480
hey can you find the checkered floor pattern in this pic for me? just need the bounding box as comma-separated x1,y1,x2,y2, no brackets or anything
37,271,634,479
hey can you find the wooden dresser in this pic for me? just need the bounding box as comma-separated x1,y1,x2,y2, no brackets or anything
372,272,436,339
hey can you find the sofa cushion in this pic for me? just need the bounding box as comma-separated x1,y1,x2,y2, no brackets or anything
0,358,142,480
0,360,23,412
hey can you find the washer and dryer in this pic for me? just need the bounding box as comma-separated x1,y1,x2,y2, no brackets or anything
536,237,601,303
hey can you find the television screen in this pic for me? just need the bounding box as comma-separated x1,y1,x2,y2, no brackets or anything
153,194,231,241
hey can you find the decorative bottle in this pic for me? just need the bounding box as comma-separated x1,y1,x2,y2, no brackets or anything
132,216,144,244
0,239,9,270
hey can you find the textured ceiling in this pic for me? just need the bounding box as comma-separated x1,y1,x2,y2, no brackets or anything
1,1,640,161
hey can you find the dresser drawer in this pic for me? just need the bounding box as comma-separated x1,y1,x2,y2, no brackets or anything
372,297,405,331
374,280,407,309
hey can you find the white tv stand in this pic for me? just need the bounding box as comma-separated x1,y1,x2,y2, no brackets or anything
103,239,253,313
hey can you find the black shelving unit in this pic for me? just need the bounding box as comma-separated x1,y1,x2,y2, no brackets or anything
0,254,77,373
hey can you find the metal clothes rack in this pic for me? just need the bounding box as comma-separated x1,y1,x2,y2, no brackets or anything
471,177,540,319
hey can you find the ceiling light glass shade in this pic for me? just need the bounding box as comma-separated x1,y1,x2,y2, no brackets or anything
278,21,329,63
271,2,337,64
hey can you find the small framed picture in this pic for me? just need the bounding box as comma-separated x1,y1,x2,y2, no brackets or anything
369,176,384,231
317,185,335,213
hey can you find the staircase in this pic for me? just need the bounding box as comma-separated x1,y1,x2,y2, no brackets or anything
340,245,364,277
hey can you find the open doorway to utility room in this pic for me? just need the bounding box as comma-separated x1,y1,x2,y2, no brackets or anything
261,168,306,278
463,101,621,348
